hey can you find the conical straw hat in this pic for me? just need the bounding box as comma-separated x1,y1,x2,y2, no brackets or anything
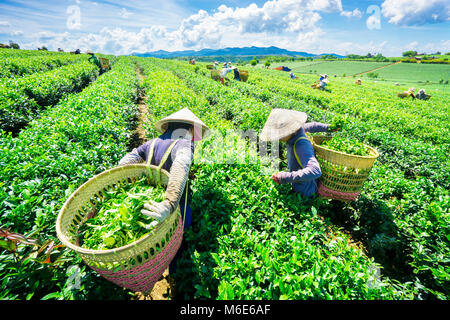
155,107,209,135
260,109,307,141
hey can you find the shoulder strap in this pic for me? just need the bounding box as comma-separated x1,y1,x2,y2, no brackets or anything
148,140,179,184
158,141,178,169
293,137,310,169
146,139,157,166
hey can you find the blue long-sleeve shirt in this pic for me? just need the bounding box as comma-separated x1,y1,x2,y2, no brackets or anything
279,122,330,197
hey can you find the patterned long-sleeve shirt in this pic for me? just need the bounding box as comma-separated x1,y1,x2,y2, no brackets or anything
118,136,194,204
279,122,330,197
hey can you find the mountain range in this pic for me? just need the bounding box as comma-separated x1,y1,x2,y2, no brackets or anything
131,46,345,58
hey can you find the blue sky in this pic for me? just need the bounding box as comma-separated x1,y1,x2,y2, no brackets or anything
0,0,449,56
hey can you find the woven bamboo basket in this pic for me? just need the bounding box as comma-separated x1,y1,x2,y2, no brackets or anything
206,64,214,70
211,70,221,81
239,70,249,82
98,57,111,70
311,136,379,202
56,164,183,293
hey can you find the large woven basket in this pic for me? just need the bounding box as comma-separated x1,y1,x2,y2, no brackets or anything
311,136,379,202
206,64,214,70
239,70,249,82
211,70,221,81
98,57,111,70
56,164,183,293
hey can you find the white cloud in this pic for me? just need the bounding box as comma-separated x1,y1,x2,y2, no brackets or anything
381,0,450,25
0,21,11,27
15,0,447,57
402,40,450,54
14,0,386,55
170,0,348,49
340,8,362,19
10,30,24,36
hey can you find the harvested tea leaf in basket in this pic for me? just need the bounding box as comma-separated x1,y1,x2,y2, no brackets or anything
75,177,166,250
321,136,370,156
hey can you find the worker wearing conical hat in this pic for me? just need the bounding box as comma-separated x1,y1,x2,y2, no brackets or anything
415,88,430,100
119,108,208,227
260,109,339,197
87,50,102,72
397,87,416,99
119,108,208,274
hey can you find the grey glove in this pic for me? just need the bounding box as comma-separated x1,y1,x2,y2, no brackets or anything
141,200,172,229
140,146,192,227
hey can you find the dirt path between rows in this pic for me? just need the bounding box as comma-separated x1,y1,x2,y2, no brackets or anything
130,66,175,300
135,67,149,144
347,61,402,78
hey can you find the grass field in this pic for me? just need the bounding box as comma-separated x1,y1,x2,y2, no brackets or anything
285,61,393,77
246,60,450,91
366,62,450,83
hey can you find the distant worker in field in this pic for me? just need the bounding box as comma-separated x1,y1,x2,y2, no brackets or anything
397,87,416,99
415,88,431,100
319,74,330,91
355,78,362,85
220,64,232,85
213,61,218,70
87,50,103,74
232,66,240,81
311,74,327,90
290,72,296,79
260,109,341,198
118,108,209,275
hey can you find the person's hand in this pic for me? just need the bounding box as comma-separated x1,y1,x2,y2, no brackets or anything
272,173,282,185
141,200,172,229
330,117,345,132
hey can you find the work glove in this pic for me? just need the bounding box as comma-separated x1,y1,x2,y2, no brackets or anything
141,200,172,229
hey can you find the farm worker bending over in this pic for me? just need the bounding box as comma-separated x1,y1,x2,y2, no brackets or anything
87,50,101,70
220,65,232,85
290,72,296,79
355,78,362,85
260,109,340,198
233,66,240,81
397,87,416,99
118,108,209,272
319,74,329,91
416,89,431,100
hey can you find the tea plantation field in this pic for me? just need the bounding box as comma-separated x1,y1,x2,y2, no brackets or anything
0,50,448,300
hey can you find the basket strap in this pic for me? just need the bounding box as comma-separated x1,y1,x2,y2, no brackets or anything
293,137,311,169
146,139,157,179
182,179,188,230
155,140,178,185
